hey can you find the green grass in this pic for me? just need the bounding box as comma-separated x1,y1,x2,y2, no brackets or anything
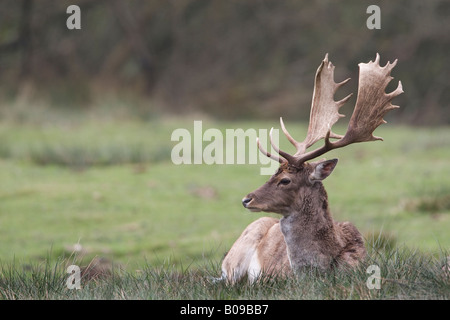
0,244,448,300
0,110,449,299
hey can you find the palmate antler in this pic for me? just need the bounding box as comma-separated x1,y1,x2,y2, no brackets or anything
259,53,403,166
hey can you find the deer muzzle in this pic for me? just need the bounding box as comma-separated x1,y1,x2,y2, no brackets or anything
242,197,252,208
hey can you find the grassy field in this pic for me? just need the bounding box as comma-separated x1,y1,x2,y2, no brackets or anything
0,244,448,300
0,107,449,299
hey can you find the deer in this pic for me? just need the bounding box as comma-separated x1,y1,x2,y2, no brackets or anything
219,53,403,283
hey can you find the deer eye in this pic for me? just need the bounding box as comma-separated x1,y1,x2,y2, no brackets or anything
278,178,291,186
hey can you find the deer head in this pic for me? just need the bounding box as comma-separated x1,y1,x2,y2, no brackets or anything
242,53,403,215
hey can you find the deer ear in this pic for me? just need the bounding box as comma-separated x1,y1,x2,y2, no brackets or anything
309,159,338,182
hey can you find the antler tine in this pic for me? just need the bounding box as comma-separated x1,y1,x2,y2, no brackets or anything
296,53,403,164
278,117,306,155
268,127,297,164
256,135,285,164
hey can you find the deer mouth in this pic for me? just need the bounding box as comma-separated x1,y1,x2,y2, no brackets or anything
242,197,262,212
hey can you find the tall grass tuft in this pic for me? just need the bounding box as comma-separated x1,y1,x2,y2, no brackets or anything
0,259,69,299
0,243,448,300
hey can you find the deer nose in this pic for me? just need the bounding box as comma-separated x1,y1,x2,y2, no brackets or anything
242,197,252,208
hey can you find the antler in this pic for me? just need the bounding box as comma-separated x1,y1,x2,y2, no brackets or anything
280,54,352,156
258,53,403,165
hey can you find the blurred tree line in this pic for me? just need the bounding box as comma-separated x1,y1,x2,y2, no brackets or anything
0,0,449,124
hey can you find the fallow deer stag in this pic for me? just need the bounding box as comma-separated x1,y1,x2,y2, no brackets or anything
220,53,403,283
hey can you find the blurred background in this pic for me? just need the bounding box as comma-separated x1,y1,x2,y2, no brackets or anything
0,0,449,269
1,0,449,124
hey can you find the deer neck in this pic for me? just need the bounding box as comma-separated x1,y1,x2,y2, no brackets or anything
279,182,342,271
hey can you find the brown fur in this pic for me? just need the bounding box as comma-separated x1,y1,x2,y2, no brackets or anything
221,54,402,282
221,161,366,283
